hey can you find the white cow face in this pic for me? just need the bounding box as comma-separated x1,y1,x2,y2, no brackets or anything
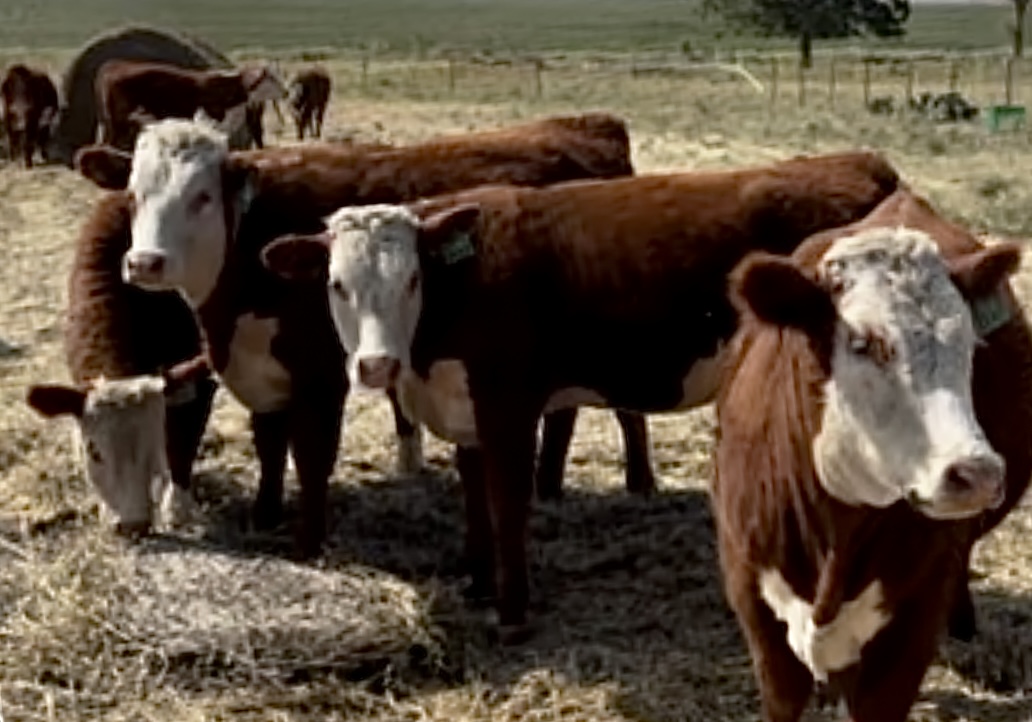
121,118,250,306
735,227,1021,520
26,376,175,536
260,202,481,391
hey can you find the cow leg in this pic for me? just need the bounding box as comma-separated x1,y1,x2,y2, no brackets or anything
388,388,424,474
616,410,656,496
315,105,326,138
455,445,494,602
474,394,540,640
287,388,344,557
164,376,218,490
251,409,290,530
534,409,576,501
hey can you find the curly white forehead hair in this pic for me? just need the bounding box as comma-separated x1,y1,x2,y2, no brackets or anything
133,117,229,160
324,204,420,235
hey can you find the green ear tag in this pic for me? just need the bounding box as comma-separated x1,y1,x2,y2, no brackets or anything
440,231,476,265
970,289,1013,338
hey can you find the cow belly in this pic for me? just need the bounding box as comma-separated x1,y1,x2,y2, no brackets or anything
219,313,292,414
759,569,890,682
397,360,478,446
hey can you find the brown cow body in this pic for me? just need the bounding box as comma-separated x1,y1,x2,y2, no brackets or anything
89,113,655,553
264,151,900,634
289,68,331,140
712,189,1031,721
94,60,279,150
1,64,58,167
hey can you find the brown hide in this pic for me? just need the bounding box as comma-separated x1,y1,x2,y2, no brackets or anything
187,113,646,553
62,192,216,490
712,188,1032,722
95,60,249,149
1,64,58,167
397,150,899,633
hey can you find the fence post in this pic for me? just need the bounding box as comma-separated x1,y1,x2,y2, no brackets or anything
797,59,806,107
862,59,871,108
448,57,456,93
828,55,837,107
769,56,779,118
532,59,543,98
904,60,915,113
361,55,369,92
1005,56,1015,105
948,57,959,92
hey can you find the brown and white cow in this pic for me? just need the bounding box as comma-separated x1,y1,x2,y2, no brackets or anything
72,112,654,554
289,68,331,140
260,150,900,637
95,60,285,151
26,192,216,536
1,63,59,168
713,189,1029,722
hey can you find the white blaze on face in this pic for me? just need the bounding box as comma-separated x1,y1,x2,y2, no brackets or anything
76,377,173,532
813,227,1005,519
322,204,424,391
122,118,231,305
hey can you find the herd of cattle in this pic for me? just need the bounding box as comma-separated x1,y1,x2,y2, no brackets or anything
0,58,333,166
4,55,1031,722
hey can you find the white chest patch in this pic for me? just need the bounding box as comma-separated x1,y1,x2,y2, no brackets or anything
676,342,728,409
759,569,890,682
396,360,478,446
220,313,292,413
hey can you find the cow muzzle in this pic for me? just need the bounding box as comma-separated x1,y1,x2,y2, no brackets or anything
919,454,1006,519
357,355,401,389
123,251,169,288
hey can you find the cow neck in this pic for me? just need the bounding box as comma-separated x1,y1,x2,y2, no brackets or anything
191,175,252,374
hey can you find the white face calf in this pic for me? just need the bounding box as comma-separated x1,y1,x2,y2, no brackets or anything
26,376,175,536
121,118,245,306
260,203,480,391
736,227,1020,520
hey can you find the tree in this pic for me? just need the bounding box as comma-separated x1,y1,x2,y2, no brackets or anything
1012,0,1030,57
704,0,910,69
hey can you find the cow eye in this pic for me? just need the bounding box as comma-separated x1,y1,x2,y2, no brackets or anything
329,279,349,302
406,273,420,294
847,329,895,365
85,441,103,464
190,191,214,213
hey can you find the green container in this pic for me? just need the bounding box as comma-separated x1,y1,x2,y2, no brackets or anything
984,104,1027,132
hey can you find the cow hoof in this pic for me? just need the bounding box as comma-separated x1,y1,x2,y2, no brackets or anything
626,472,657,497
495,621,535,646
396,433,425,475
534,472,564,502
462,579,496,607
251,498,284,531
947,610,978,642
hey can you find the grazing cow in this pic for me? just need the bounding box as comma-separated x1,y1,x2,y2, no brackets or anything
260,150,900,638
289,68,331,140
712,190,1028,722
95,59,285,150
25,193,217,535
1,64,59,167
73,112,653,554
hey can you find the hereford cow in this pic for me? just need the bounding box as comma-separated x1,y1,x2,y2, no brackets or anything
95,60,286,150
289,68,331,140
25,193,216,536
72,112,653,554
713,190,1027,722
260,151,900,638
1,64,59,168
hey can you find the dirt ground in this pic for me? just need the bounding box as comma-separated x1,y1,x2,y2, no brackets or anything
0,58,1029,721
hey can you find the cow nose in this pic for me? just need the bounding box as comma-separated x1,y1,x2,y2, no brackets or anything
357,356,401,389
944,456,1006,510
123,252,167,283
114,519,153,540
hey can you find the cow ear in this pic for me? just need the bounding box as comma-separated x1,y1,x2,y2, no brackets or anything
26,384,87,418
74,145,131,190
261,233,332,282
419,203,481,265
223,156,258,214
949,242,1022,300
732,253,837,332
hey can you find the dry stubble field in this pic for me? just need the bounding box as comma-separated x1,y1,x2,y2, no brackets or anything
0,53,1030,721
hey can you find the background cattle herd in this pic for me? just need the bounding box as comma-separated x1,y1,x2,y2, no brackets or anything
0,17,1029,722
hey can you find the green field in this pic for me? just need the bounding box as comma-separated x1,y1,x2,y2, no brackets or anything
0,0,1013,55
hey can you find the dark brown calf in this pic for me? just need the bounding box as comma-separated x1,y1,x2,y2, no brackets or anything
262,150,901,637
94,59,280,150
713,189,1028,722
289,68,331,140
1,64,58,168
77,113,655,554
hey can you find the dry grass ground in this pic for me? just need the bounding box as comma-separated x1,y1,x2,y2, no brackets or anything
0,54,1029,721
